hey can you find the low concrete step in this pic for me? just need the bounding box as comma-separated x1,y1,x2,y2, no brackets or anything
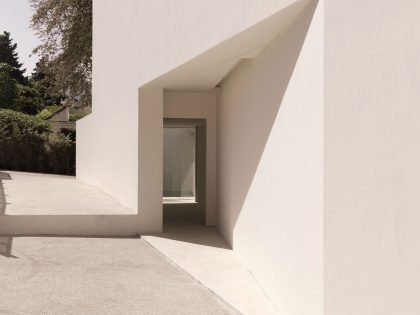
0,215,138,236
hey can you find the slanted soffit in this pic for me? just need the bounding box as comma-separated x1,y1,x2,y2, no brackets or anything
142,0,313,91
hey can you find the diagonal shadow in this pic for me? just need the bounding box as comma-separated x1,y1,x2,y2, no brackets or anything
143,205,230,249
142,0,320,250
218,0,320,245
0,171,16,258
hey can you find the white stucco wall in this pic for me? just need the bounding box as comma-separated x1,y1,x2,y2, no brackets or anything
77,0,309,211
325,1,420,314
218,1,323,314
78,0,420,313
79,0,325,312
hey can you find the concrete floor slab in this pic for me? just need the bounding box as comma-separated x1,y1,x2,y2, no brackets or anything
0,237,238,315
0,171,278,313
0,171,134,215
143,224,279,315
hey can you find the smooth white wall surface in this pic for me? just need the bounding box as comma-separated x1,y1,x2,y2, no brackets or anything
77,0,308,212
325,1,420,314
78,0,420,313
138,88,163,233
218,1,323,314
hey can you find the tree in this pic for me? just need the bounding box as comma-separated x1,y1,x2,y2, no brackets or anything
0,33,41,114
16,59,67,115
0,31,26,84
30,0,92,107
16,84,42,115
0,63,19,110
31,58,65,108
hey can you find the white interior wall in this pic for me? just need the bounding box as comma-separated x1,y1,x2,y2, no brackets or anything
164,91,218,226
217,1,323,314
325,1,420,314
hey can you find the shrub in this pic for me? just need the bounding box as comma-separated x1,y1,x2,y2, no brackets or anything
69,111,86,121
36,105,62,119
0,109,75,175
60,128,76,142
45,133,75,175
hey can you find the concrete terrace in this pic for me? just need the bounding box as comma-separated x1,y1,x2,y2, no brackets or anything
0,170,279,314
1,171,135,215
0,171,137,236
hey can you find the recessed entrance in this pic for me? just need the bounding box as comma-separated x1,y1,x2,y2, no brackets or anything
163,118,206,226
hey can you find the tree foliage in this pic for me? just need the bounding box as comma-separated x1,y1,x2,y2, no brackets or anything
0,31,26,84
0,63,19,110
16,84,42,115
31,58,65,108
0,33,66,115
30,0,92,107
0,61,63,115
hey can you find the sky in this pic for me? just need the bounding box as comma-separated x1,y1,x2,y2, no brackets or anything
0,0,41,75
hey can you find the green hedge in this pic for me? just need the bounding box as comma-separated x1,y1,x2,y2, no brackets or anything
36,105,61,119
0,109,75,175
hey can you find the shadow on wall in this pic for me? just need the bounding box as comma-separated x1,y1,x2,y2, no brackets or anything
218,0,319,244
0,171,16,258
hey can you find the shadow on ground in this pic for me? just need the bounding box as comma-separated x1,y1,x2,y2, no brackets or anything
143,207,231,250
159,224,230,250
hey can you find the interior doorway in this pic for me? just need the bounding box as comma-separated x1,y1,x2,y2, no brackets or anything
163,118,206,226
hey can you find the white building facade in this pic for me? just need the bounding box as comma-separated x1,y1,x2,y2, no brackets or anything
77,0,420,314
